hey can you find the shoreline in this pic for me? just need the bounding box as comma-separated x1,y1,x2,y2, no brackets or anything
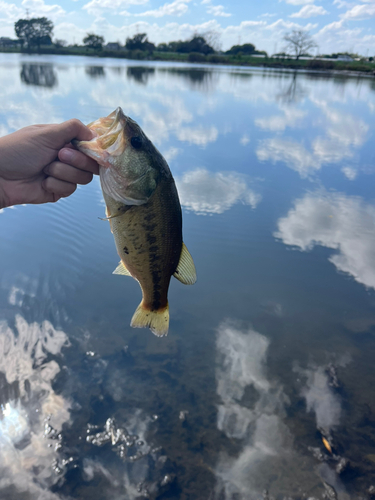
1,48,374,77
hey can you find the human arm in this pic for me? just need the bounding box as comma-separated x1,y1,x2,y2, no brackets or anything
0,119,99,209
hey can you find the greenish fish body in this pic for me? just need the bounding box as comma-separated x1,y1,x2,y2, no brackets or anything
75,107,196,336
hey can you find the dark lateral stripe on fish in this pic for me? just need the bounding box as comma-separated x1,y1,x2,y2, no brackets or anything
151,268,162,310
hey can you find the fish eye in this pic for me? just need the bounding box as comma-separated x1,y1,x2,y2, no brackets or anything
131,136,142,149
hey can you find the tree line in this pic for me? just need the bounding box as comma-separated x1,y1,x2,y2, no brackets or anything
9,17,268,56
5,16,371,61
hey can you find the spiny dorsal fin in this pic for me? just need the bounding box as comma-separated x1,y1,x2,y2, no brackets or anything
113,261,132,276
173,243,197,285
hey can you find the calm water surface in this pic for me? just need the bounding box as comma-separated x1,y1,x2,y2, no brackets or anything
1,53,375,499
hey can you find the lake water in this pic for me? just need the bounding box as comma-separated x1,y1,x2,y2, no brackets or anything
0,53,375,500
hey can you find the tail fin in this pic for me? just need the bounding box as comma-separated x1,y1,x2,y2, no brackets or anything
130,302,169,337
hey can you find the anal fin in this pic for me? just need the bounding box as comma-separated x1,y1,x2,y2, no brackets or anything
173,242,197,285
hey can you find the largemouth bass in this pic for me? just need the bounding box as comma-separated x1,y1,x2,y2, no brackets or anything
75,107,196,337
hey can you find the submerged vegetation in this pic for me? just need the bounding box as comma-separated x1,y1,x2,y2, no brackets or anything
0,20,374,75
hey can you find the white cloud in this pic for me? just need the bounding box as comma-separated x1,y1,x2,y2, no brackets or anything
0,123,9,137
0,0,23,23
266,18,318,32
214,321,294,498
176,125,218,146
83,0,148,16
314,19,373,54
333,0,353,8
240,134,250,145
161,146,181,162
257,105,368,178
21,0,65,19
275,190,375,289
136,0,191,17
0,315,71,499
291,4,329,18
255,106,306,131
316,19,344,35
206,4,231,17
257,138,319,177
175,169,261,215
285,0,314,4
341,2,375,20
320,106,368,147
341,166,357,180
298,365,342,432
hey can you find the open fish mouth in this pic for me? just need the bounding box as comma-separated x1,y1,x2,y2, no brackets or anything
74,107,128,164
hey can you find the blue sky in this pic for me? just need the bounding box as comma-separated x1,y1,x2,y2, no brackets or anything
0,0,374,54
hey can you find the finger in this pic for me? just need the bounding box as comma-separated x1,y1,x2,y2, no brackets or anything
42,176,77,198
48,119,96,146
45,161,94,185
58,148,100,175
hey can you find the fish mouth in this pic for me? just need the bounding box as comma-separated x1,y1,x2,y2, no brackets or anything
74,107,128,165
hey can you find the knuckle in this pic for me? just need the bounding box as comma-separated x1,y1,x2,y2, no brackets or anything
47,162,58,176
66,118,82,135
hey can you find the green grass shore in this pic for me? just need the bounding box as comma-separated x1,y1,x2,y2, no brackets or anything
1,46,374,75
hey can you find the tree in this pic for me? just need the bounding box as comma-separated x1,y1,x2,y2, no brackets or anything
55,39,67,48
175,36,214,55
83,33,104,50
125,33,155,52
200,30,221,52
226,43,256,55
15,19,33,48
15,17,53,50
283,29,317,60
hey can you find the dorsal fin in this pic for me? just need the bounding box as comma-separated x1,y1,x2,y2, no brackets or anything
173,243,197,285
113,261,132,276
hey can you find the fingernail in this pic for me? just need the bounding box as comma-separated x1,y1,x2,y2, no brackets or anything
59,149,74,162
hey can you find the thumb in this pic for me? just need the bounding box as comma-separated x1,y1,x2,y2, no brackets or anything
52,119,96,146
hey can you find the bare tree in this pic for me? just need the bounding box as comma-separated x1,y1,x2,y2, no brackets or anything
283,29,317,60
200,30,222,52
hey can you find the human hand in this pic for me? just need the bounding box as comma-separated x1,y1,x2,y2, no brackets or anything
0,119,99,209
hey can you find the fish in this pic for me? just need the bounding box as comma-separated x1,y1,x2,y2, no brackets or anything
74,107,196,337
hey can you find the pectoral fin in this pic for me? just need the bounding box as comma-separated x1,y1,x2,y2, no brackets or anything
99,205,129,221
173,243,197,285
113,261,132,276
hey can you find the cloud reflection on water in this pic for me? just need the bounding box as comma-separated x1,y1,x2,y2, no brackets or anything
0,315,70,499
275,190,375,289
0,314,173,499
214,321,351,499
255,106,306,132
214,321,293,499
256,105,368,178
295,364,342,433
175,169,261,215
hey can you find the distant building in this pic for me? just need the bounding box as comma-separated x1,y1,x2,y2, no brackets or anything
0,37,21,48
105,42,121,51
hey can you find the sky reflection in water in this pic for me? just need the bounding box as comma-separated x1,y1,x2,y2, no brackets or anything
0,54,375,499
